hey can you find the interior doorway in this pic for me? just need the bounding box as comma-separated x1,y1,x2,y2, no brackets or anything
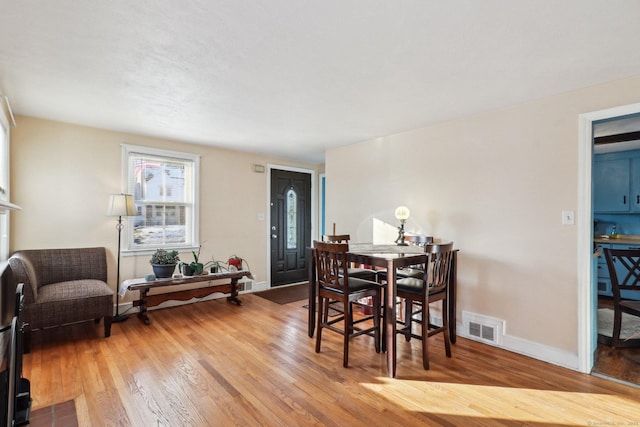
590,114,640,385
269,167,313,287
578,102,640,381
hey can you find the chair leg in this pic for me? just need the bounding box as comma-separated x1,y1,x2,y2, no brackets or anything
344,299,352,368
404,299,413,342
612,307,623,347
316,296,325,353
422,301,430,370
381,291,387,353
374,290,381,353
441,299,451,357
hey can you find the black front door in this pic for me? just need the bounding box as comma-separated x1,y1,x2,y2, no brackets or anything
270,169,311,286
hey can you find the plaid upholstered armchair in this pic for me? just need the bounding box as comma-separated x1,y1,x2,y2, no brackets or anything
8,247,113,352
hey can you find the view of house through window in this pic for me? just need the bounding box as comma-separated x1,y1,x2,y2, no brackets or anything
123,144,199,251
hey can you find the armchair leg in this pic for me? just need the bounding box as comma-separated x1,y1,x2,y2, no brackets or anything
23,328,31,354
104,316,112,338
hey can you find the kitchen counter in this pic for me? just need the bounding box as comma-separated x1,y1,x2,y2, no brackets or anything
594,234,640,245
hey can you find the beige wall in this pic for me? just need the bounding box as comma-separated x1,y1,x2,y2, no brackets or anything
10,116,320,301
325,74,640,363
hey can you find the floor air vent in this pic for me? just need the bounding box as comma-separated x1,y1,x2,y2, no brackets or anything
238,279,254,292
462,311,504,345
469,321,495,341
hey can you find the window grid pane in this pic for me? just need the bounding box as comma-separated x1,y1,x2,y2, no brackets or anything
125,146,197,250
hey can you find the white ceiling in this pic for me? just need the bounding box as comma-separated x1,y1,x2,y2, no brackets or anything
2,1,640,163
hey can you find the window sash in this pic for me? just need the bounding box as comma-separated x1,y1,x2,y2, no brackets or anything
122,144,199,253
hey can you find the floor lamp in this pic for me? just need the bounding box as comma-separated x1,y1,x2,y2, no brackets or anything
107,193,137,322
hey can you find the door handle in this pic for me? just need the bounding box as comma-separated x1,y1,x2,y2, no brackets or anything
272,234,277,239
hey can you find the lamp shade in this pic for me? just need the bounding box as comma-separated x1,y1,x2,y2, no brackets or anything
394,206,410,221
107,194,137,217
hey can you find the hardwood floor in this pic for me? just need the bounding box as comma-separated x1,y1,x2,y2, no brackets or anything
23,294,640,426
593,296,640,385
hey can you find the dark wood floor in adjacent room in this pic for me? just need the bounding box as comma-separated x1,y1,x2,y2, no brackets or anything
22,293,640,426
592,297,640,386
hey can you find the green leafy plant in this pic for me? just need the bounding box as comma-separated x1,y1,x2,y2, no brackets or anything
180,247,204,275
203,258,223,273
149,249,180,265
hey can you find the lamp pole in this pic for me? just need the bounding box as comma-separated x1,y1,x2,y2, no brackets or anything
108,193,137,323
114,214,126,322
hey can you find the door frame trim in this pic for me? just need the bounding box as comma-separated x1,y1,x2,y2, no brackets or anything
266,164,316,288
578,102,640,373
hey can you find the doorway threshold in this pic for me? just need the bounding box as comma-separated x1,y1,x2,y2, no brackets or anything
591,372,640,389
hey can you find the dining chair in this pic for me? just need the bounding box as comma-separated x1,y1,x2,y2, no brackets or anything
602,248,640,347
322,234,377,281
395,242,455,369
313,240,382,367
376,235,433,283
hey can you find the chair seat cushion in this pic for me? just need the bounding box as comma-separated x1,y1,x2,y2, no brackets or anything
26,279,113,329
396,277,424,294
37,279,113,302
335,277,381,293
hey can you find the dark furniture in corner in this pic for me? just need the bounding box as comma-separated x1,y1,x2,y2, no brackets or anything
8,247,113,352
313,241,382,368
602,247,640,347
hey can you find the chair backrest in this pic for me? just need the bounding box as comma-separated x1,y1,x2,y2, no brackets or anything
404,235,433,246
314,240,349,292
322,234,351,243
424,242,455,293
604,248,640,302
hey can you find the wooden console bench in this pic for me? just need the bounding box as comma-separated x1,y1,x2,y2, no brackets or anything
120,270,251,325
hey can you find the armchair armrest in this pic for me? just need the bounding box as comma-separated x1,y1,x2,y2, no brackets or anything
8,253,39,304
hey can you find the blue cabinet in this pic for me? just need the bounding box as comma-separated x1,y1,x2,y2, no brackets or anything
593,158,630,212
593,153,640,213
595,242,611,296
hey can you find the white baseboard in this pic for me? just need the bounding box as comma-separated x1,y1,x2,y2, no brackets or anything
455,322,579,371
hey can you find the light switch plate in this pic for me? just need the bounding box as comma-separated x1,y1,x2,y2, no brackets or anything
562,210,574,225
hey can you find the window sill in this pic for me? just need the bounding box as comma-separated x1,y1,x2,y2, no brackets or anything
122,246,201,258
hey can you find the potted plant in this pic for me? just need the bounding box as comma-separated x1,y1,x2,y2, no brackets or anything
228,255,243,271
203,259,222,273
180,249,204,276
149,249,180,278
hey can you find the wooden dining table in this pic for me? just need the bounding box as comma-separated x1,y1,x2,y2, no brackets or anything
307,242,457,378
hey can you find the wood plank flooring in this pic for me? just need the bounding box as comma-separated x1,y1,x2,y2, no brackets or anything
23,294,640,426
593,296,640,385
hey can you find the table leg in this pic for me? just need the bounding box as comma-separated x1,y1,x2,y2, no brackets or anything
137,288,151,325
386,259,397,378
227,278,243,305
449,251,457,343
308,247,316,337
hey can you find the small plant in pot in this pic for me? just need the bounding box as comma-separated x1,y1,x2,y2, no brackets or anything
149,249,180,278
180,249,204,276
202,258,222,274
228,255,243,271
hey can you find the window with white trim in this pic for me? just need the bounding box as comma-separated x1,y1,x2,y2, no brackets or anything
122,144,199,252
